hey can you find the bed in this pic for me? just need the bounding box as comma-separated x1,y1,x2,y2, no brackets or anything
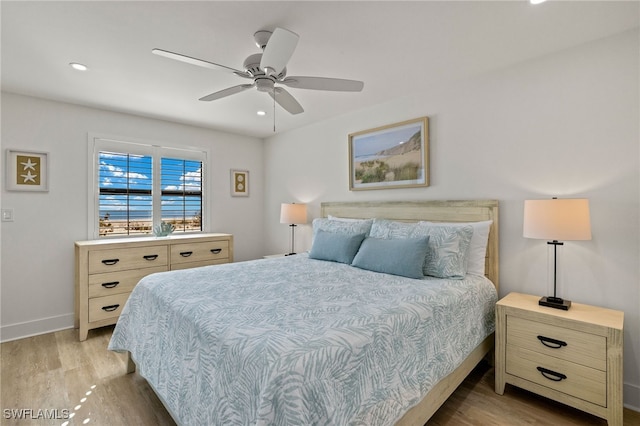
108,200,499,425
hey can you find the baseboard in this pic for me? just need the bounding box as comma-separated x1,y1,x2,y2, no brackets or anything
625,382,640,412
0,313,74,343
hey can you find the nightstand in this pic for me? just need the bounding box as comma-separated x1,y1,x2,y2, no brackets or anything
495,292,624,426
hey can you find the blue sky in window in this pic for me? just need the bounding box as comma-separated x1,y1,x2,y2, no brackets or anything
99,153,202,220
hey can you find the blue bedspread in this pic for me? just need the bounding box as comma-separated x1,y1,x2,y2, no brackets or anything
108,254,497,425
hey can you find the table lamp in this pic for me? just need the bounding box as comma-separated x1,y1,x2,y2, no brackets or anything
280,203,307,255
523,198,591,310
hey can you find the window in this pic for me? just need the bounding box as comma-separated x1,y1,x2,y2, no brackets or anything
160,157,203,233
90,136,207,238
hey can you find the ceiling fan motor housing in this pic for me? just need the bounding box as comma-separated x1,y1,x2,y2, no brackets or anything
243,53,286,80
243,53,263,76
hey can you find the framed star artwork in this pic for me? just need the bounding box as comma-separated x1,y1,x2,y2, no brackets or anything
230,169,249,197
5,149,49,192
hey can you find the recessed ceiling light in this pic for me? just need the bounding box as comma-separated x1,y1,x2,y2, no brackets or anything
257,110,266,116
69,62,88,71
529,0,547,4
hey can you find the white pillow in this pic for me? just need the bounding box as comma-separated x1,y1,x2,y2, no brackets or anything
423,220,492,276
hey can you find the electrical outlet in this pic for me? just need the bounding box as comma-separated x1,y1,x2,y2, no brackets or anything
2,209,14,222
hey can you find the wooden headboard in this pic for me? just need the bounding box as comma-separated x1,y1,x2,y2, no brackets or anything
321,200,499,291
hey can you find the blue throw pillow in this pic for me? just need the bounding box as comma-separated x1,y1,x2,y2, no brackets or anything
351,236,430,279
309,230,366,264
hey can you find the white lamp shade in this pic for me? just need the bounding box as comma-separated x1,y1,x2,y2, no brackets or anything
523,198,592,241
280,203,307,224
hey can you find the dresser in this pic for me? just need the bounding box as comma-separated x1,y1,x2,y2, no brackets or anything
75,233,233,341
495,292,624,426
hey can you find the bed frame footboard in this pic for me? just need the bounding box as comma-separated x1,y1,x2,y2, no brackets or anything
396,333,494,425
126,351,136,374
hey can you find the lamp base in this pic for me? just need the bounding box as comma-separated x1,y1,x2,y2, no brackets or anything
539,296,571,310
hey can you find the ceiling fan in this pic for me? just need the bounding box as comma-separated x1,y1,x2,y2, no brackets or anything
152,27,364,115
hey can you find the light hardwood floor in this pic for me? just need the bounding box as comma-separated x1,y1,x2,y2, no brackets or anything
2,326,639,426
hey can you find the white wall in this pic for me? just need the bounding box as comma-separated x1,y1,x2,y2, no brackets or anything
264,30,640,409
0,93,265,340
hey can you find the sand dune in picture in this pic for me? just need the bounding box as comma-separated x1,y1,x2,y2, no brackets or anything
354,144,422,184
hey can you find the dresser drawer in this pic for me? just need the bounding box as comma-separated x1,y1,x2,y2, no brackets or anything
507,316,606,370
170,258,229,271
170,240,229,265
506,345,606,406
88,266,168,298
88,293,130,322
89,246,168,274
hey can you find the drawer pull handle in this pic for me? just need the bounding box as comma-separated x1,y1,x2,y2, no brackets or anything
101,281,120,288
143,254,159,261
180,251,193,257
537,367,567,382
537,335,567,349
101,304,120,312
101,258,119,265
210,248,222,254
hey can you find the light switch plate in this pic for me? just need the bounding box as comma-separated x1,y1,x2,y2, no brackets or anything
2,209,14,222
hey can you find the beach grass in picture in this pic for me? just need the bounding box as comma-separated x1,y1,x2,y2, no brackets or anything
349,117,429,190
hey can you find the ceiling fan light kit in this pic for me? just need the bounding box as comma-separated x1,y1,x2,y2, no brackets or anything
153,27,364,116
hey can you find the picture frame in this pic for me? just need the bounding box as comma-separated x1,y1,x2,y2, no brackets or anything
348,117,429,191
230,169,249,197
5,149,49,192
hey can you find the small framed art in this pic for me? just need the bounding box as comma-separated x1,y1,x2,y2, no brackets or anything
5,149,49,192
348,116,429,191
231,169,249,197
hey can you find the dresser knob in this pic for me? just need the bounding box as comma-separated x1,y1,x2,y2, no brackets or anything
210,248,222,254
143,254,159,261
101,258,119,265
101,281,120,288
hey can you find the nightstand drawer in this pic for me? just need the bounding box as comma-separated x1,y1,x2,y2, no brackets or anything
170,240,229,265
507,316,606,370
506,345,606,406
88,266,168,298
89,246,168,274
88,293,130,322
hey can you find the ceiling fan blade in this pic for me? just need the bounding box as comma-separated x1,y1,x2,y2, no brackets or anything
199,84,254,102
260,28,299,75
269,87,304,115
280,76,364,92
152,48,251,78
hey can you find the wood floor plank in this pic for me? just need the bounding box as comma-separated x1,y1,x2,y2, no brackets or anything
1,327,638,425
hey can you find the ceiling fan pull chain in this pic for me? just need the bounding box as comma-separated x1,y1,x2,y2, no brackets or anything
273,87,276,132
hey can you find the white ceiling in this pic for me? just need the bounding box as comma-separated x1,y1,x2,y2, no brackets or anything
2,1,638,139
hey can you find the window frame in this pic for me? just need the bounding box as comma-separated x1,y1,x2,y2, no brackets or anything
88,134,210,239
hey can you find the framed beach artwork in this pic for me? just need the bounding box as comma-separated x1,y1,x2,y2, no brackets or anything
230,169,249,197
348,117,429,191
5,149,49,192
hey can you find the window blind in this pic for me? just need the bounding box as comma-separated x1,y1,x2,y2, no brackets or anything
160,157,203,232
98,151,153,236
